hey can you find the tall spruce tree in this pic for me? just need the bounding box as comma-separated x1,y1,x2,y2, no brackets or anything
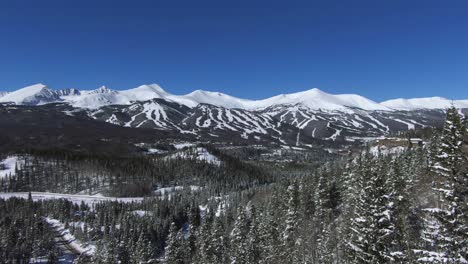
345,153,396,263
229,207,249,264
165,222,185,264
281,183,300,263
420,106,468,263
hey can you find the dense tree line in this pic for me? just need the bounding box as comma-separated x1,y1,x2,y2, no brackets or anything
0,145,278,197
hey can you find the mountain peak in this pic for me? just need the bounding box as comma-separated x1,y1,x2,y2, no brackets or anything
0,83,59,105
20,83,49,91
133,84,168,95
305,88,324,93
91,86,115,94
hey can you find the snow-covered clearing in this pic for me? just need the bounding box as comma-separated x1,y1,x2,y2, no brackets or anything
0,192,144,205
166,147,221,166
45,217,95,256
154,185,201,196
173,143,195,149
146,148,167,154
370,145,406,156
132,210,154,217
0,156,23,178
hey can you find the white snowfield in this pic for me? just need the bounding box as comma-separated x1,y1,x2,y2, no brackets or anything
2,83,466,111
154,185,201,196
45,217,96,256
369,145,406,156
0,156,23,178
0,192,144,205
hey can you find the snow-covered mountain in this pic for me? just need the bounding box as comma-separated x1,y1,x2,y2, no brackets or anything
0,84,60,105
247,88,391,111
86,97,447,144
381,97,468,110
0,83,465,143
1,83,466,111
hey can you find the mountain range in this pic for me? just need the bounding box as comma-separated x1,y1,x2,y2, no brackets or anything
1,83,467,110
1,83,466,145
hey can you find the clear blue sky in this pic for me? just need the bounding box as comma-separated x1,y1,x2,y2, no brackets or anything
1,0,467,101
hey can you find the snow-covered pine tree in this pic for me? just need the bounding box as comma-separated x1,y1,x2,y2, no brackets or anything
257,207,280,264
116,239,131,264
281,183,300,263
420,106,468,263
314,170,333,264
194,215,213,264
165,222,185,264
210,216,228,264
246,205,262,263
386,152,422,262
134,227,155,263
345,153,396,263
187,205,200,261
229,207,249,264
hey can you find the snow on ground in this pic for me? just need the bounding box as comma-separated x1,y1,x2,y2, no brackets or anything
0,192,144,206
394,118,415,130
166,147,221,166
173,142,196,149
45,217,96,256
146,148,167,154
346,136,386,142
154,185,201,196
281,145,306,151
369,145,406,156
0,156,23,178
132,210,154,217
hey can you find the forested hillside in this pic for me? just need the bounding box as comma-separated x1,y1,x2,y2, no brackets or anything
0,107,466,263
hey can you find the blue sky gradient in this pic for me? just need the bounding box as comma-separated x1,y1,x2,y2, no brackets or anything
0,0,467,101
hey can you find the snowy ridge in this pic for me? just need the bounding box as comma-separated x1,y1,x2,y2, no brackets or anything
249,88,391,111
2,83,467,111
381,97,468,110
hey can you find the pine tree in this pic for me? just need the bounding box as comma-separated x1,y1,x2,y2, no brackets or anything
257,207,279,264
246,205,262,263
387,154,418,262
134,228,155,263
165,222,184,264
345,153,396,263
210,216,228,264
229,207,249,264
420,106,468,263
116,240,131,264
281,183,300,263
195,217,212,264
314,169,338,264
